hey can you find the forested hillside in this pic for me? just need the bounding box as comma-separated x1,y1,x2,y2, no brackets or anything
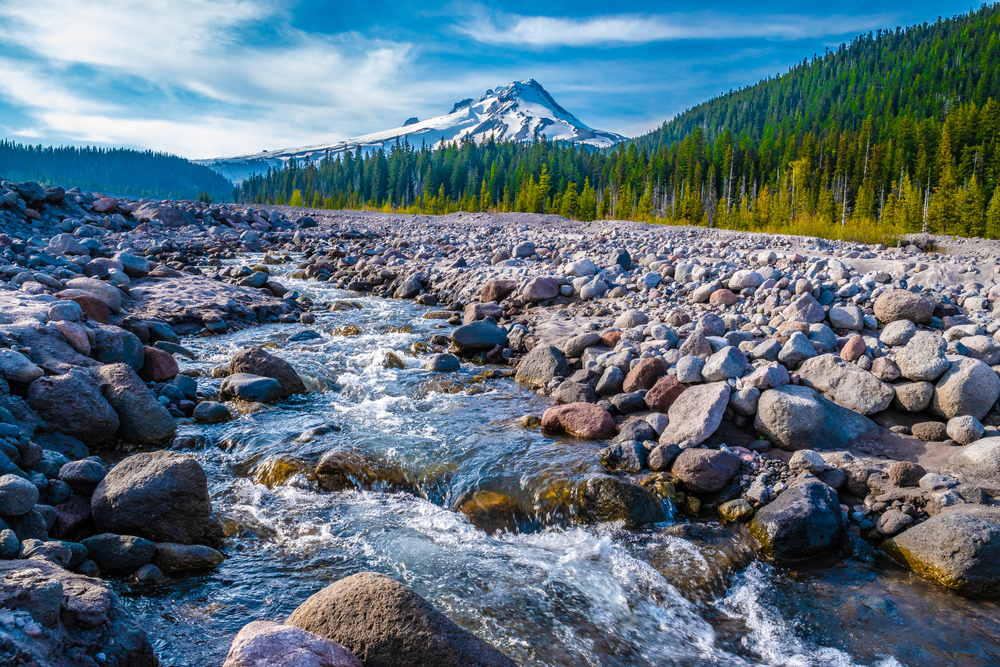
238,4,1000,242
0,141,234,202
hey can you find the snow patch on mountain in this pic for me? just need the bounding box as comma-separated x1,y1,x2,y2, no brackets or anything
197,79,626,183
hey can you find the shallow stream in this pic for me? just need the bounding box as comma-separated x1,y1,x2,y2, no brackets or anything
115,266,1000,667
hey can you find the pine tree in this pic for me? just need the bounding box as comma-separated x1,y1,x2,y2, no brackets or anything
289,189,304,207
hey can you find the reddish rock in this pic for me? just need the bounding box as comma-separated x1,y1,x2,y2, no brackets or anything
541,403,616,439
463,302,504,324
481,279,518,304
623,357,667,393
840,335,868,361
52,496,91,538
709,289,739,307
139,346,179,382
671,448,741,493
644,375,687,412
56,291,109,324
92,197,118,213
601,331,623,347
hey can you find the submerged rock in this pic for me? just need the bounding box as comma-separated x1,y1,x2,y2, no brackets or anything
228,347,306,399
286,571,516,667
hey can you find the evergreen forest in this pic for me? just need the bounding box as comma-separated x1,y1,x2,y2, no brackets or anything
236,4,1000,243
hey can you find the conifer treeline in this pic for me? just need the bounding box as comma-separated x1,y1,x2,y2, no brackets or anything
237,4,1000,241
0,141,234,202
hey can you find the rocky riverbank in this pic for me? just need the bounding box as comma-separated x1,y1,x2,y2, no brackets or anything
3,178,1000,664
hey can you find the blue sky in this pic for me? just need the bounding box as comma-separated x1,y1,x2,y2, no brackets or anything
0,0,981,159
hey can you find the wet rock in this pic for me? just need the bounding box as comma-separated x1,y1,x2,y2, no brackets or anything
896,331,950,382
718,499,755,522
579,476,664,527
0,474,39,517
0,558,156,665
193,400,233,424
28,369,119,447
450,321,508,356
796,354,894,415
286,571,516,667
893,382,934,413
930,358,1000,421
911,421,948,442
671,448,740,493
749,476,842,562
644,375,686,413
223,620,363,667
424,353,461,372
948,415,985,445
599,441,647,473
541,403,616,439
754,385,878,451
91,451,221,546
221,373,283,403
96,363,176,445
153,542,224,572
881,508,1000,596
623,357,666,392
514,345,569,389
874,289,933,325
949,438,1000,485
660,382,730,447
456,491,524,534
81,533,156,573
228,347,306,399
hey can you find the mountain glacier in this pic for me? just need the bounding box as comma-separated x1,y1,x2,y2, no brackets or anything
196,79,626,183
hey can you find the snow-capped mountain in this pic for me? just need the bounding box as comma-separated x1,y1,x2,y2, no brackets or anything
197,79,626,183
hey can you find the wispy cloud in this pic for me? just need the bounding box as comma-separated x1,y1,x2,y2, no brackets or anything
454,7,898,47
0,0,422,157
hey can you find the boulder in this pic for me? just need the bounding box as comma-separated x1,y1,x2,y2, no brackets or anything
579,476,664,526
28,369,119,447
91,324,145,370
541,403,616,439
949,438,1000,485
880,508,1000,596
228,347,306,399
115,252,150,278
599,441,647,473
480,279,518,304
81,533,156,572
393,275,422,299
424,353,461,372
450,321,508,356
660,382,730,447
57,291,109,323
796,354,894,415
0,474,39,516
895,331,950,382
522,277,559,302
644,375,686,413
95,363,176,445
193,401,233,424
552,381,597,405
930,357,1000,421
221,373,283,403
223,621,362,667
138,345,179,382
561,333,603,358
286,572,516,667
514,345,569,388
874,289,933,324
728,270,763,291
595,366,625,396
614,309,648,329
749,476,842,561
64,277,122,312
670,448,740,493
462,302,503,324
754,385,878,451
622,357,666,393
782,293,825,323
880,320,917,347
893,382,934,413
58,459,107,496
947,415,985,445
701,346,746,382
0,558,156,665
0,349,43,384
648,443,681,471
91,451,222,546
153,542,224,571
912,421,948,442
829,305,863,331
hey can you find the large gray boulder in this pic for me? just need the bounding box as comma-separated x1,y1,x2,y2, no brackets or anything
895,331,950,382
930,357,1000,421
0,558,157,665
881,508,1000,596
660,382,730,446
228,347,306,399
95,363,176,445
873,289,933,324
749,475,842,561
28,369,120,447
796,354,894,415
514,345,569,389
286,572,516,667
754,385,878,451
91,451,222,546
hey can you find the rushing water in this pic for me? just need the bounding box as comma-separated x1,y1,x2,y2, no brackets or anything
113,264,1000,667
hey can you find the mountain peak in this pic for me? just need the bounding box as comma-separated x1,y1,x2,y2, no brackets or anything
197,79,625,183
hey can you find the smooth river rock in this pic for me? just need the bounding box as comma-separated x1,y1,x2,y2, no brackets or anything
754,385,878,451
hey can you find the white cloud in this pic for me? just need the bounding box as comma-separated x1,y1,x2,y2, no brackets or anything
455,7,897,47
0,0,426,157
